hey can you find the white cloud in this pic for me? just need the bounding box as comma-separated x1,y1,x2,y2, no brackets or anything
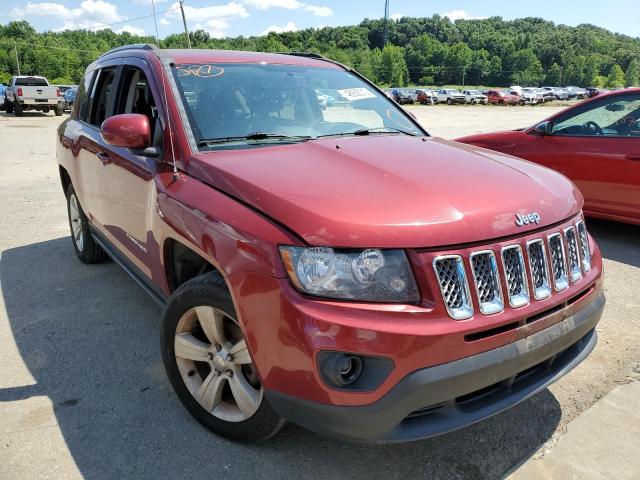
133,0,167,5
11,0,124,30
442,10,487,21
244,0,303,9
243,0,331,16
305,5,332,17
115,24,146,35
262,21,297,34
159,17,170,26
389,13,404,21
165,1,248,37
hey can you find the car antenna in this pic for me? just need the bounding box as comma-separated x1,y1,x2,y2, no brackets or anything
160,62,179,184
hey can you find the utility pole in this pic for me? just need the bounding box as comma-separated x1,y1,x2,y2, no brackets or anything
151,0,160,44
179,1,192,49
559,66,563,86
382,0,390,47
14,42,20,75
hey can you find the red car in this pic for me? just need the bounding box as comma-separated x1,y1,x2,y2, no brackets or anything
457,88,640,225
57,45,604,443
487,90,519,105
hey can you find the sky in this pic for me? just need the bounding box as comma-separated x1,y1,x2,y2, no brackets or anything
3,0,640,40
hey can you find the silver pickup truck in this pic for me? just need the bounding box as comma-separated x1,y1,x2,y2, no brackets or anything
4,76,64,116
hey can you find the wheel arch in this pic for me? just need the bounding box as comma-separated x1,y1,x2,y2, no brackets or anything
163,237,225,294
59,165,72,194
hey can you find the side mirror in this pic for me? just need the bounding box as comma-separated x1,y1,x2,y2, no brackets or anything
533,121,553,135
101,113,151,149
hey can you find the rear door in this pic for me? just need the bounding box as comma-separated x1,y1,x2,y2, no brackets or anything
514,92,640,221
67,60,122,228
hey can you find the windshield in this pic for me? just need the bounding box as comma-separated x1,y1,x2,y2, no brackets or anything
172,63,424,148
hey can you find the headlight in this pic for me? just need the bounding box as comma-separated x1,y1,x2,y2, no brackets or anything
279,246,420,303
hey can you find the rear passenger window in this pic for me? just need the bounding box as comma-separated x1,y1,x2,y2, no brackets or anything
76,71,94,121
89,68,117,127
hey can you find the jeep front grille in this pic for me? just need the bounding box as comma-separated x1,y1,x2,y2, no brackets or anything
501,245,529,308
470,251,503,315
432,218,592,319
564,227,582,282
576,220,591,272
433,256,473,320
548,233,569,291
527,239,552,300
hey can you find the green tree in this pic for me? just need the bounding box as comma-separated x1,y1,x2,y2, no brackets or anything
625,59,639,87
545,63,562,86
380,44,408,86
606,64,626,88
508,49,544,86
593,75,607,88
444,42,473,84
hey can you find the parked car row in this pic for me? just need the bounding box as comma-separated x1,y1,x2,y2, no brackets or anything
382,85,613,107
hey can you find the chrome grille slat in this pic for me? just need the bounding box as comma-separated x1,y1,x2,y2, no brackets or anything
548,233,569,291
501,245,530,308
433,219,592,319
433,256,473,320
576,220,591,272
527,239,551,300
470,251,504,315
564,227,582,282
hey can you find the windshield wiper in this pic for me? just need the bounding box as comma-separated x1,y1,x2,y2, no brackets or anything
353,127,417,137
198,132,311,146
316,127,417,139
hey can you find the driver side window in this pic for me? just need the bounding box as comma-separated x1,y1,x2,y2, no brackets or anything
552,93,640,137
115,67,162,147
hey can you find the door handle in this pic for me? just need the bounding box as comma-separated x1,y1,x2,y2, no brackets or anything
96,151,112,165
626,154,640,161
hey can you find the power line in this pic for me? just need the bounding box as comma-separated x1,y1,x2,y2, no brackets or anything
82,5,180,31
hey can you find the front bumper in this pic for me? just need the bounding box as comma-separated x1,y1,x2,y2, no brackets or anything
267,291,604,443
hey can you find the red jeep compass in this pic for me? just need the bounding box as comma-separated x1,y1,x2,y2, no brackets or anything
57,45,605,443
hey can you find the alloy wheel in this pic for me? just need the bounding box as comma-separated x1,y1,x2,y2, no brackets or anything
68,193,84,252
174,306,262,422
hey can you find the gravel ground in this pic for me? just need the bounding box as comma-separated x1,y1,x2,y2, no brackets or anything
0,107,638,480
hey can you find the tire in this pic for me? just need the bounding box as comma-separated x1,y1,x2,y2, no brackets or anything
519,100,525,106
14,101,23,117
5,100,13,114
42,107,50,113
161,271,285,443
55,105,63,116
446,98,452,105
66,184,107,264
470,99,476,105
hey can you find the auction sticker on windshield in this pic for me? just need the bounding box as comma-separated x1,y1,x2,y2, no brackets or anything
338,88,376,101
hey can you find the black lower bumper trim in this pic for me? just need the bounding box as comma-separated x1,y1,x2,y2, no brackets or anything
267,291,605,443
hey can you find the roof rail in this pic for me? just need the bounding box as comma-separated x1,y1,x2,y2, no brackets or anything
98,43,158,58
282,51,353,72
284,52,327,60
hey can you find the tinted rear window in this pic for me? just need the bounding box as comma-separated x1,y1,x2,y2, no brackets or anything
15,77,49,87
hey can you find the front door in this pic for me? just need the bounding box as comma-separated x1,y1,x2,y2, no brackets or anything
94,58,166,279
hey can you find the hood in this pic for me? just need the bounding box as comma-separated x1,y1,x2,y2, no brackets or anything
455,130,526,155
187,135,582,248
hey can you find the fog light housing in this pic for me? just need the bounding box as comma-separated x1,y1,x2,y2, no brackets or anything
317,351,394,392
